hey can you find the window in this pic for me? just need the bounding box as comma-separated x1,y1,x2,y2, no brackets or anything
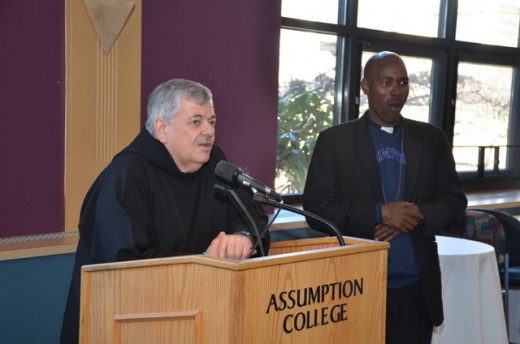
277,0,520,196
358,0,442,38
453,62,514,175
277,30,337,194
281,0,339,24
457,0,520,48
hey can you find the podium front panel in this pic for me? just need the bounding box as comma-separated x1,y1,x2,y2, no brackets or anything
80,237,388,343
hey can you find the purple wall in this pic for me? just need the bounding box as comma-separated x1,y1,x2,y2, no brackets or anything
0,0,280,237
141,0,280,187
0,1,65,237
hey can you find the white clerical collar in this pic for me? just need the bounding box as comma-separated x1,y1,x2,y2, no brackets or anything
381,126,394,134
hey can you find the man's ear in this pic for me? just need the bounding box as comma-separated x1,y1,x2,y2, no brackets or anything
361,78,369,95
154,118,168,143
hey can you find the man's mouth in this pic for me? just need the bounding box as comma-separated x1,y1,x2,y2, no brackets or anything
387,101,403,112
198,141,213,148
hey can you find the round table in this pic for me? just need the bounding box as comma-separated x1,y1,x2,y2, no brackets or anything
431,235,508,344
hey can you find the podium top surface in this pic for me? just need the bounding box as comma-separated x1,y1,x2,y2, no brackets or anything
82,236,389,273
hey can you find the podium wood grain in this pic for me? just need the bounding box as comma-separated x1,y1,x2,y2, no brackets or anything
80,237,389,343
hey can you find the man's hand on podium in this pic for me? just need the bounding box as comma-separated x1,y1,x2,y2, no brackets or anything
206,231,255,260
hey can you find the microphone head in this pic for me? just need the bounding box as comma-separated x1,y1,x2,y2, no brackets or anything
215,160,240,183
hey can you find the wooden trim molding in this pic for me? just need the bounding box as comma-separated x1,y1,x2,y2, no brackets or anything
0,232,78,261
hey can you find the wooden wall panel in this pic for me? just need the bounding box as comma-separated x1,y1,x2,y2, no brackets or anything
65,0,142,230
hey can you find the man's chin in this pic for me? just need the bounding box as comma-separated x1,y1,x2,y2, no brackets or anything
197,152,212,165
380,112,401,125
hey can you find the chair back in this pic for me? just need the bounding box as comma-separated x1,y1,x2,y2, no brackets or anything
468,208,520,266
466,208,520,334
463,209,506,264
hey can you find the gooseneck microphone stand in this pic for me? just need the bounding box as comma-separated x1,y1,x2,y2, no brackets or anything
252,192,346,247
214,184,267,256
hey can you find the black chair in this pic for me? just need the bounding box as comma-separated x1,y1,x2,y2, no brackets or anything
468,207,520,337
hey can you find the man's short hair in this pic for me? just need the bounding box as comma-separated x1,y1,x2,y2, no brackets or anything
145,79,213,136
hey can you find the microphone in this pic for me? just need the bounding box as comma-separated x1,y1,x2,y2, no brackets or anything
215,160,282,201
213,184,267,256
215,160,345,247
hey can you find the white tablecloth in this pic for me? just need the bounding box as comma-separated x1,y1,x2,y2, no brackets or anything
431,236,509,344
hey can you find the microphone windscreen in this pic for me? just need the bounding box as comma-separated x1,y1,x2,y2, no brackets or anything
215,160,239,183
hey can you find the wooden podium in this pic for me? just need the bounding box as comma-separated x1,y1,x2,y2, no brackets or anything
79,236,389,343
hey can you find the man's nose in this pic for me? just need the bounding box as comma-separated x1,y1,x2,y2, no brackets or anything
202,121,215,135
390,83,401,95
